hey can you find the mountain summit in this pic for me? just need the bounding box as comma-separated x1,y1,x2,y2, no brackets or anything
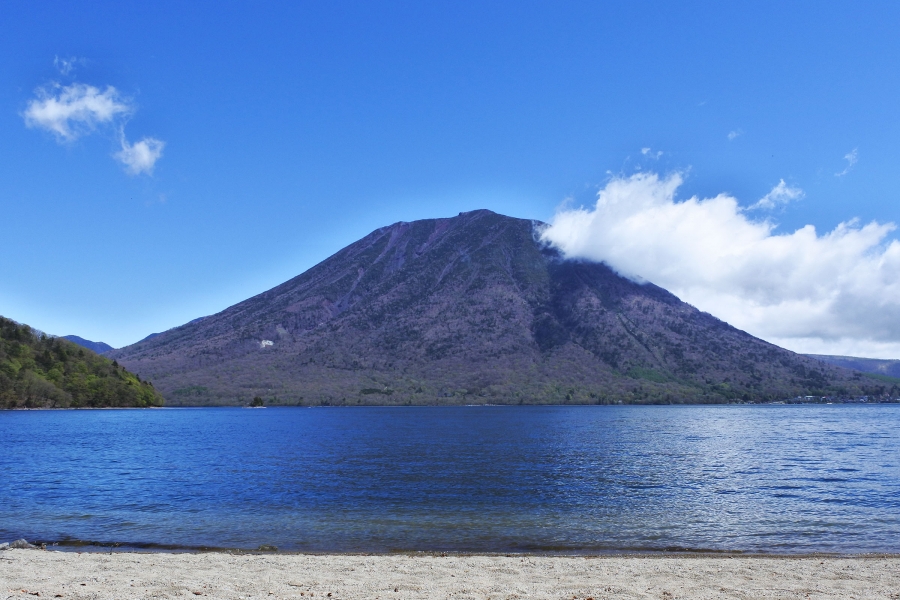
111,210,876,405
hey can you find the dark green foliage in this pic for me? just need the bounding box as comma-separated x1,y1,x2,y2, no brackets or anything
862,372,900,385
172,385,210,398
0,316,165,409
250,396,265,407
626,367,670,383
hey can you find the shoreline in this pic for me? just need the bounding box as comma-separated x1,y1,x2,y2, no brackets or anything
2,550,898,599
18,537,900,557
5,401,900,411
21,543,900,559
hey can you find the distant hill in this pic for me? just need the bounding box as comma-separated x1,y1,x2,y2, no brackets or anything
63,335,115,354
110,210,886,406
806,354,900,379
0,316,165,409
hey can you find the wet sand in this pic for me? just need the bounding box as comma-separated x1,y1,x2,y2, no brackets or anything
2,550,898,599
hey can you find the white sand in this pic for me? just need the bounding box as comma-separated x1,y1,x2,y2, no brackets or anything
2,550,898,599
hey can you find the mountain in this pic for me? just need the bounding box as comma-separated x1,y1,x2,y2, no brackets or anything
63,335,115,354
806,354,900,379
135,316,207,345
110,210,885,406
0,316,165,409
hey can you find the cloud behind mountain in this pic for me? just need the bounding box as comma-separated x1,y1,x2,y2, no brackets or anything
540,172,900,358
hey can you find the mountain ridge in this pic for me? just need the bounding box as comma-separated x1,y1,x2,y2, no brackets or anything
111,210,885,405
62,335,115,354
806,354,900,379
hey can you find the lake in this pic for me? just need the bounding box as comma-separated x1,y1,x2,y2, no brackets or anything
1,405,898,553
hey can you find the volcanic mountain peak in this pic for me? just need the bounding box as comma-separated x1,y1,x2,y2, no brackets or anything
111,210,881,405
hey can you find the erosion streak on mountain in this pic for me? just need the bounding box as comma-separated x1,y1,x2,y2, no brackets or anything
110,210,879,405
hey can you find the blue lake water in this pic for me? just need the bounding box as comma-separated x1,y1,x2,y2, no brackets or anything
1,405,898,554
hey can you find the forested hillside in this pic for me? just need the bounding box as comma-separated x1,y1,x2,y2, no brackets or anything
807,354,900,378
0,316,165,408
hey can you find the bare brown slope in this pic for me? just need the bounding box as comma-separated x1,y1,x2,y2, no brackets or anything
110,210,876,405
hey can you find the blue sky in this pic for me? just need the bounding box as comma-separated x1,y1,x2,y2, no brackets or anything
2,1,899,355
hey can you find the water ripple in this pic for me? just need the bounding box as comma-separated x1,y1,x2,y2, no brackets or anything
0,404,898,553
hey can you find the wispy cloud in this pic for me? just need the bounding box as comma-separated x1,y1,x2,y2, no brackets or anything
727,129,743,141
641,147,663,159
23,83,131,142
53,55,84,76
23,65,166,177
748,179,804,210
540,172,900,358
835,148,858,177
115,135,165,175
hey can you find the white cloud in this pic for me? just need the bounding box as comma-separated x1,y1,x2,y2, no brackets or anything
540,172,900,358
115,136,165,175
727,129,743,141
748,179,804,210
23,72,166,176
23,83,131,142
835,148,858,177
641,147,663,159
53,55,83,76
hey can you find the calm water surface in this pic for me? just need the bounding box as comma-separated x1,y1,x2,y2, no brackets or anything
1,405,898,553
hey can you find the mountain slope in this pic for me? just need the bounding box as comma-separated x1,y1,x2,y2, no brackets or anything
111,210,881,405
63,335,115,354
1,317,165,408
807,354,900,379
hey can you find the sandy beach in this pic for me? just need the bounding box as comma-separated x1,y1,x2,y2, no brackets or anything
1,550,898,599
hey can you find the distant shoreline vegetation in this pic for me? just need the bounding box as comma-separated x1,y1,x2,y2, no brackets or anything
190,390,900,408
0,316,165,409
